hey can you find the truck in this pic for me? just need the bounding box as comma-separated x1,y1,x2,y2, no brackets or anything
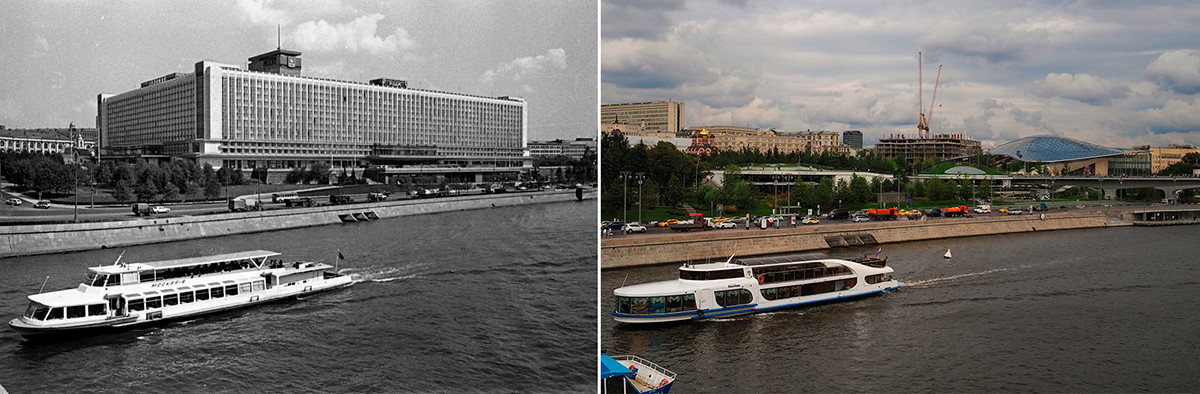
228,199,262,212
942,205,969,217
285,197,316,208
866,207,898,220
1032,203,1048,212
131,203,153,216
668,212,710,232
367,192,389,202
329,194,355,205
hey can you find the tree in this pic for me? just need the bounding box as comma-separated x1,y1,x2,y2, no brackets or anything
308,162,331,184
135,181,158,202
203,177,222,200
251,167,269,184
850,175,872,204
286,167,307,184
161,184,180,202
112,180,132,204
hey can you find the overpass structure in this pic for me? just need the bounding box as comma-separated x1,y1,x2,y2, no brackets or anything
1010,175,1200,200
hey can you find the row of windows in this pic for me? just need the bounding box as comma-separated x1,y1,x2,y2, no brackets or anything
679,268,745,281
865,274,890,284
751,264,851,285
714,289,754,307
127,281,264,312
104,76,197,148
615,294,698,315
760,278,855,301
23,303,107,321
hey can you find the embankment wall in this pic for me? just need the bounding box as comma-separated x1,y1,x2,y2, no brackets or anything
601,212,1119,269
0,190,595,258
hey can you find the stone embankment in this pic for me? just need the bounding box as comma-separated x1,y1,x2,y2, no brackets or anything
601,212,1122,269
0,189,595,258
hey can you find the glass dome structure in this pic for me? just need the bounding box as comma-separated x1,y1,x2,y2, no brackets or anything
989,135,1127,163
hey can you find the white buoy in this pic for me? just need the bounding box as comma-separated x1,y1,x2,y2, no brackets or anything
944,249,952,259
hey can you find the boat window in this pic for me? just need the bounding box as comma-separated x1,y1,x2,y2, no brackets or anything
25,302,49,320
104,274,121,286
46,307,64,320
752,264,851,285
88,304,106,317
679,268,744,281
163,293,179,306
714,289,753,307
225,284,238,296
251,280,265,292
239,282,252,294
128,299,145,311
139,270,156,283
146,296,162,309
66,305,86,319
630,297,648,314
648,297,666,314
180,291,194,303
617,294,697,315
617,297,630,314
211,286,224,298
85,272,100,286
866,274,889,284
195,289,210,301
682,294,696,311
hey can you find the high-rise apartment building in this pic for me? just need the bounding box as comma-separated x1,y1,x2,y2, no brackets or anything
600,101,684,134
98,48,529,182
842,130,863,151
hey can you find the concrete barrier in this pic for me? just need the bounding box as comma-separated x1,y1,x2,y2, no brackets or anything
601,212,1120,269
0,189,596,258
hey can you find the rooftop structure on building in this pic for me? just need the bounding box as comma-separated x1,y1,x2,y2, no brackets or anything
874,133,982,164
600,100,684,134
989,134,1150,176
98,48,529,184
1,127,97,156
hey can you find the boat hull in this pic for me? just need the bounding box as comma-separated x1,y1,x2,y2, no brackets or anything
9,278,352,341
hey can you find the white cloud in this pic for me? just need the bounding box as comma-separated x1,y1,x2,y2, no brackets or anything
918,20,1052,66
1029,73,1131,105
692,97,782,129
481,48,567,84
235,0,292,24
1137,99,1200,133
291,14,414,55
1145,50,1200,95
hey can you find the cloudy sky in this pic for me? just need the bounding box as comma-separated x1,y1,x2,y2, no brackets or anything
602,0,1200,149
0,0,596,141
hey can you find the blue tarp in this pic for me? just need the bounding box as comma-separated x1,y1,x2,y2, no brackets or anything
600,354,633,379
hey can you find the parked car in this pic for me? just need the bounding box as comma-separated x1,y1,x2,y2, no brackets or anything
851,214,870,222
601,221,625,231
34,201,51,209
6,198,22,206
622,222,647,233
150,205,171,214
801,216,820,225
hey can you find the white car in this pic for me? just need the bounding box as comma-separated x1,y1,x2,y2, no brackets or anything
622,222,647,233
5,198,22,206
801,216,820,225
1007,209,1023,215
708,220,736,229
851,215,869,222
150,205,171,214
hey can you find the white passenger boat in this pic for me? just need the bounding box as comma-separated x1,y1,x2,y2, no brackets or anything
9,250,353,339
611,253,899,324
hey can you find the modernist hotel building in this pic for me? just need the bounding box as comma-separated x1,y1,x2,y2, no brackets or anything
97,48,529,183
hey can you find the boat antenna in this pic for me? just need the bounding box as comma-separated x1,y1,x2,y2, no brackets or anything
725,243,737,264
620,273,629,288
38,276,50,294
113,250,126,267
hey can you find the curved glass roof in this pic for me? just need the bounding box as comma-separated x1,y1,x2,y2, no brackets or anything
990,135,1127,163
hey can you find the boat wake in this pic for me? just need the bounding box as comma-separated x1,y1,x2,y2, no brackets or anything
902,267,1018,288
341,265,424,283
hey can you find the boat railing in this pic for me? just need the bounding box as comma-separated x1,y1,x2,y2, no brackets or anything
849,256,888,268
611,355,677,381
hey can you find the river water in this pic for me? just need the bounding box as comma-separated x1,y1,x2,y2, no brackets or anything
0,200,595,393
601,225,1200,392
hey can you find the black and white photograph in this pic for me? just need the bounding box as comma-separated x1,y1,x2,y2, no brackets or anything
0,0,597,392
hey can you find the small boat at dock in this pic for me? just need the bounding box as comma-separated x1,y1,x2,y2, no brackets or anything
601,354,676,394
8,250,353,340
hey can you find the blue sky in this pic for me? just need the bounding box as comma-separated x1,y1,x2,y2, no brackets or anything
0,0,597,141
601,0,1200,149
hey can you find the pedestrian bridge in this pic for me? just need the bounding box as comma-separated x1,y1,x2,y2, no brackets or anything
1010,175,1200,200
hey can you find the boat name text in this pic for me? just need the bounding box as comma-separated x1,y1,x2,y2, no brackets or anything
152,280,186,287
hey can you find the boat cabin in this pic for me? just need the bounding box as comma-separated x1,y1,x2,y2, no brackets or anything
81,250,280,289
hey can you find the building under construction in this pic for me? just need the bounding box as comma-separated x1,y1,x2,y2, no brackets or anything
874,133,981,163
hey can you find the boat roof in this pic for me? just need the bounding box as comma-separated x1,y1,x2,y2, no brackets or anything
28,288,104,308
732,253,830,266
601,354,634,379
614,276,746,296
92,250,280,273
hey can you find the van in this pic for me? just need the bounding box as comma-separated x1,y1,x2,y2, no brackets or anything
827,209,850,220
973,205,991,214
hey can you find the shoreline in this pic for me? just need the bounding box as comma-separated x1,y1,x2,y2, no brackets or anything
0,189,595,259
601,211,1125,269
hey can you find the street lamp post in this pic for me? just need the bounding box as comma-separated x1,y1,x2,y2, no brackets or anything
636,172,645,224
620,171,630,223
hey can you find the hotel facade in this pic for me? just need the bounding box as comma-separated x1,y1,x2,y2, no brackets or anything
98,49,529,182
600,100,684,134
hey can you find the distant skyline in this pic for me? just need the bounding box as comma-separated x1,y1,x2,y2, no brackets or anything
602,0,1200,149
0,0,597,141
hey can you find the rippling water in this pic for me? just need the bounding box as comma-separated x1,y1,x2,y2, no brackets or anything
0,201,595,393
601,225,1200,392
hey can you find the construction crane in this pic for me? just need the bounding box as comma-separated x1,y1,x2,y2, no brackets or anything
916,52,943,139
